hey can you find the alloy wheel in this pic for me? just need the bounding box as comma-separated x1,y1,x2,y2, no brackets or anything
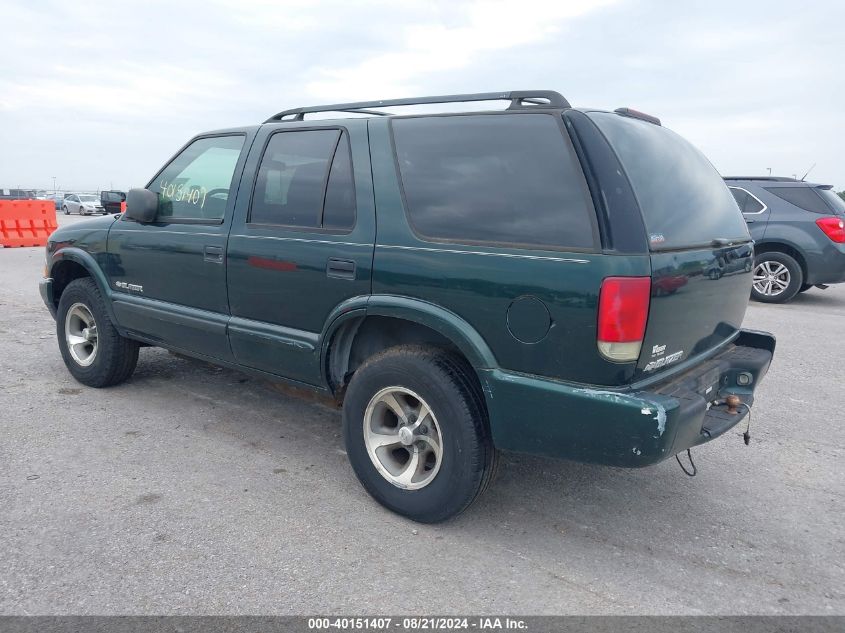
753,261,790,297
363,386,443,490
64,302,98,366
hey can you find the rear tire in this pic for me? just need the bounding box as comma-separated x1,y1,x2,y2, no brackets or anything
342,345,497,523
56,278,139,387
751,252,803,303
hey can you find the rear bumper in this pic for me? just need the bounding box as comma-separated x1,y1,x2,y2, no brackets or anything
481,329,775,467
805,244,845,285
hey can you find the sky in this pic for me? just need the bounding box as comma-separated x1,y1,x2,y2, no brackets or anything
1,0,843,192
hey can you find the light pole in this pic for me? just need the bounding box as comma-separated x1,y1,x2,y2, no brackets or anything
52,176,56,194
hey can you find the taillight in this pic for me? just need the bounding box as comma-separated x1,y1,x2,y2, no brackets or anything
597,277,651,362
816,216,845,243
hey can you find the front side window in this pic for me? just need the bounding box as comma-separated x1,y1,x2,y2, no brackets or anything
151,135,245,221
391,114,596,250
250,129,356,231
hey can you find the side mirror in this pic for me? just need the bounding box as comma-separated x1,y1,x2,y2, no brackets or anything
125,188,158,223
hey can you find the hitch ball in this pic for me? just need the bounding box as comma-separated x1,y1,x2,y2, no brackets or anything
725,394,741,415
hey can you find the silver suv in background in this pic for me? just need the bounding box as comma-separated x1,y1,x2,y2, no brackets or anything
725,177,845,303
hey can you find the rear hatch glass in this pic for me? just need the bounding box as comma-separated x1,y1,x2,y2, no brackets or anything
588,112,750,250
588,111,753,381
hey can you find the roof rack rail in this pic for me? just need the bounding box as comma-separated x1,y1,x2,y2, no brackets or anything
723,176,801,182
265,90,570,122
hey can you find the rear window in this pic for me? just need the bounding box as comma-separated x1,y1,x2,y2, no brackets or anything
767,186,845,215
763,186,836,214
392,114,596,250
589,112,750,250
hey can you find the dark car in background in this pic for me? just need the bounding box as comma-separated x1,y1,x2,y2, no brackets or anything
0,188,37,200
726,177,845,303
100,190,126,214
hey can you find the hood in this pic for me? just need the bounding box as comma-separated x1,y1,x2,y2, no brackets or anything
49,212,121,242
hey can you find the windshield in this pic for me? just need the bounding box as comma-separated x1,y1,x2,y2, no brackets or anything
80,195,98,202
588,112,750,250
818,189,845,215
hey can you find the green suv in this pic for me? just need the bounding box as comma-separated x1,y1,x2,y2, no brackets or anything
40,91,775,522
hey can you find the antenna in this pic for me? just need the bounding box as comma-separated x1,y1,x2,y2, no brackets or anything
800,163,816,181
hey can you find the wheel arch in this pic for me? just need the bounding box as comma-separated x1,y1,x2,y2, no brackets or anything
321,295,497,398
754,241,808,280
49,248,118,323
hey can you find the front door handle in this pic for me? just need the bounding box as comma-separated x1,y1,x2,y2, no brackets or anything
204,245,224,263
327,258,356,280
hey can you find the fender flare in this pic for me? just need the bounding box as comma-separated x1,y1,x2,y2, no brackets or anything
319,294,498,389
49,247,120,325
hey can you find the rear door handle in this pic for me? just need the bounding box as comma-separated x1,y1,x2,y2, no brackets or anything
204,245,224,263
327,258,356,280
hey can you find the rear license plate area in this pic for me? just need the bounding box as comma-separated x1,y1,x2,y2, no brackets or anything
696,366,721,399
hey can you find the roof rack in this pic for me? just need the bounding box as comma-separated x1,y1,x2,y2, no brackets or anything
265,90,570,122
723,176,801,182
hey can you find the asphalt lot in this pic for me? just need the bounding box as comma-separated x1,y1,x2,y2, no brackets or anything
1,212,843,615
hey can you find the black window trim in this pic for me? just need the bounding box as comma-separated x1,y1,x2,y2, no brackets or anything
728,186,768,215
245,125,357,235
141,131,248,227
388,111,601,254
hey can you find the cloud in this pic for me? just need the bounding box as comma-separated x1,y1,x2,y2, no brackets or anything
304,0,618,99
0,0,842,191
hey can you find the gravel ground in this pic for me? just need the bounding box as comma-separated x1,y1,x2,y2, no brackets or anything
1,213,843,615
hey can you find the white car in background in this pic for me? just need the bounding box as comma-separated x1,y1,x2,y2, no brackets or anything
62,194,106,215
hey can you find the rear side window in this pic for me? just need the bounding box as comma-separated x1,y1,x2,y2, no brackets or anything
765,186,841,215
729,187,765,213
250,129,355,231
392,114,596,250
153,135,245,221
589,112,750,250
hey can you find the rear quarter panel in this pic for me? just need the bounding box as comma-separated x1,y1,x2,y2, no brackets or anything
367,118,649,386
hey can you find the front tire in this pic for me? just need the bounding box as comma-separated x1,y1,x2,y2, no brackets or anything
342,345,497,523
56,278,139,387
63,206,69,215
751,252,803,303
